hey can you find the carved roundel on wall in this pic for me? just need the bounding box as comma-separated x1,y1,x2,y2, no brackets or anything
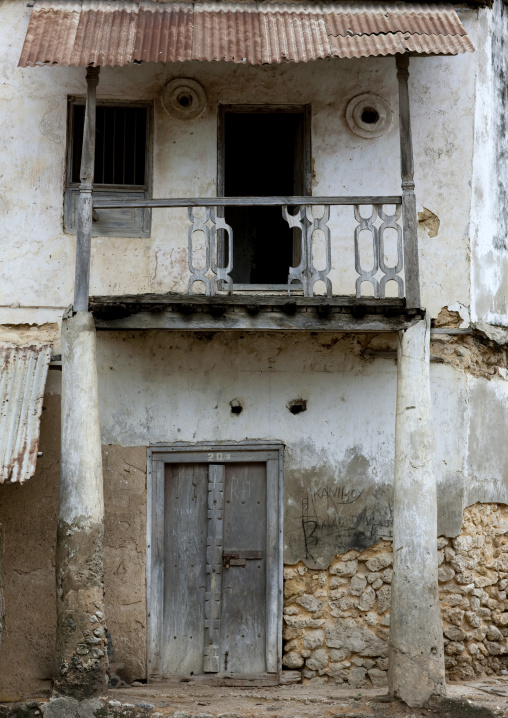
161,78,207,120
345,93,393,139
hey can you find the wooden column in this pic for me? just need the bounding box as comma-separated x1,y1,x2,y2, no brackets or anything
74,66,100,312
396,54,421,310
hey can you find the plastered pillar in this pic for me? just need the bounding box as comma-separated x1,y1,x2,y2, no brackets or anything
55,311,108,697
388,316,446,707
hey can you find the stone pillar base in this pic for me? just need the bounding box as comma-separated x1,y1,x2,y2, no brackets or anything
55,311,108,698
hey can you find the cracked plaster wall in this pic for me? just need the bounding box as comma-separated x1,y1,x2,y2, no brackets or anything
95,331,508,565
470,0,508,329
0,372,147,699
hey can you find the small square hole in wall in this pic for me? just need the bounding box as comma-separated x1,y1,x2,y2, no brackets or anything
288,399,307,415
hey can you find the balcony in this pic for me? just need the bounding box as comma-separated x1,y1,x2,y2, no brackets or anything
89,195,423,333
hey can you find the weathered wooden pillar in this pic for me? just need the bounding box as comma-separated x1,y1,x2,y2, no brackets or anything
396,54,420,310
74,66,99,313
388,316,446,706
55,66,108,698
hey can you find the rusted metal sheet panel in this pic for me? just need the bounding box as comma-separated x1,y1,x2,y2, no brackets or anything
0,345,51,484
18,1,474,68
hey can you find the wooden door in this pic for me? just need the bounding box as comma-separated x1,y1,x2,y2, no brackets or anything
148,447,282,682
221,463,266,674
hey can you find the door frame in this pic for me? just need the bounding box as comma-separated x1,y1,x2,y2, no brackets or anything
217,104,312,291
146,441,284,682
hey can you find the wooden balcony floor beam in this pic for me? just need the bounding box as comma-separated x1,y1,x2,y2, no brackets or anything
90,294,423,332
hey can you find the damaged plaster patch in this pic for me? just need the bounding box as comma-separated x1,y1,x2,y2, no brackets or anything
474,320,508,346
434,307,463,328
434,304,471,330
418,207,440,238
0,323,59,347
430,334,507,380
284,444,393,569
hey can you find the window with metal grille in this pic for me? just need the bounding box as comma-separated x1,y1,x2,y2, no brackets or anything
65,101,152,238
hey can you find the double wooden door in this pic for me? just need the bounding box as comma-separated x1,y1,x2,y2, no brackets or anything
148,446,282,682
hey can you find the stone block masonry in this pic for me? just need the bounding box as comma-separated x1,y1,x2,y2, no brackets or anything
440,503,508,680
282,503,508,686
282,540,393,687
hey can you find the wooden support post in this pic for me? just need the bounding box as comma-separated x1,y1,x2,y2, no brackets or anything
73,66,100,313
396,55,421,310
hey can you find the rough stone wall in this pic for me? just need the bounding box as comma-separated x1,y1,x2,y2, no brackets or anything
440,503,508,680
283,503,508,686
282,540,392,688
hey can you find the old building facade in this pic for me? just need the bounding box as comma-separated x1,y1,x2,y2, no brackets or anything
0,0,507,708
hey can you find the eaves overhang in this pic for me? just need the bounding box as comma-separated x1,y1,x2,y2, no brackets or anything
18,0,475,68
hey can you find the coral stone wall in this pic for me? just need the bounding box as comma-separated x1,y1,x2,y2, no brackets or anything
440,504,508,680
283,504,508,686
283,540,392,687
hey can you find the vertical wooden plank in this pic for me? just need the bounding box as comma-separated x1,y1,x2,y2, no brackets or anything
74,66,100,312
147,459,164,678
396,54,420,310
204,464,225,672
266,458,280,674
222,463,267,674
163,463,208,675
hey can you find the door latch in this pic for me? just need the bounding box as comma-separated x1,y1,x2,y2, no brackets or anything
222,550,263,568
222,553,244,569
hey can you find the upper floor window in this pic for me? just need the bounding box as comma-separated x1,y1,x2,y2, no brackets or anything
64,100,152,238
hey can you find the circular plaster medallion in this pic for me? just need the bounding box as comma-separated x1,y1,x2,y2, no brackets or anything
345,93,393,139
161,78,207,120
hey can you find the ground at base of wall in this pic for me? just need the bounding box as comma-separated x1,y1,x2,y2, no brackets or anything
1,682,507,718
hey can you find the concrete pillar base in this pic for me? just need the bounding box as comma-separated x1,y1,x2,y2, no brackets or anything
388,316,446,707
55,311,108,698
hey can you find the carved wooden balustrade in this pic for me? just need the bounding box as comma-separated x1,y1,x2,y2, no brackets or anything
93,195,420,308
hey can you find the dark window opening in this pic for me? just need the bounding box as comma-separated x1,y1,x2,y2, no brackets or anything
65,101,151,238
223,112,307,286
71,105,147,186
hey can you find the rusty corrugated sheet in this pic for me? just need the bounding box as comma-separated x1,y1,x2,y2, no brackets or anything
0,345,51,484
18,1,474,67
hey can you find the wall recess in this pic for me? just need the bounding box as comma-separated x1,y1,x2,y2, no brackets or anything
346,93,393,139
161,78,207,120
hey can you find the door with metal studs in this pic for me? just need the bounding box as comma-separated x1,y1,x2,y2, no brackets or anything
148,446,282,682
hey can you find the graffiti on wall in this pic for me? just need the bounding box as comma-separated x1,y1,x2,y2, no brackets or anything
284,448,394,568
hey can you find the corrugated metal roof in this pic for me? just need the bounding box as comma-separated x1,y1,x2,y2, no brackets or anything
18,1,474,67
0,345,51,484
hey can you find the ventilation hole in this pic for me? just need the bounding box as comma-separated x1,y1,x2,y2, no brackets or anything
361,107,379,124
230,399,243,415
177,92,193,108
288,399,307,415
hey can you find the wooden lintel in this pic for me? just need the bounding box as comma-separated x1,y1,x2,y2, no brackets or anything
93,309,422,333
90,294,408,309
